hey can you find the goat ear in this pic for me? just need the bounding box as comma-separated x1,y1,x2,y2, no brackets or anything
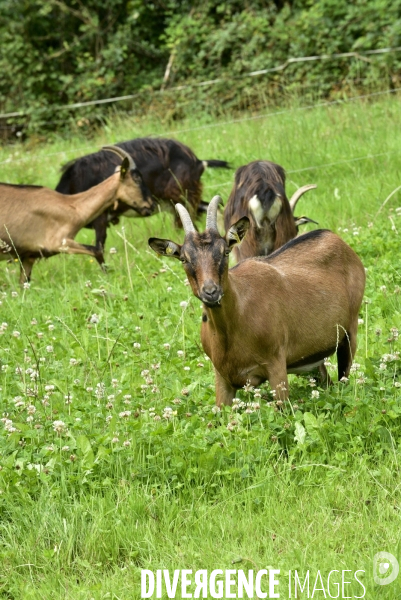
226,217,250,248
148,238,182,259
294,215,319,227
120,157,130,180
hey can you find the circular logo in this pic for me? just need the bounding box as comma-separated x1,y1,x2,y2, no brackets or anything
373,552,399,586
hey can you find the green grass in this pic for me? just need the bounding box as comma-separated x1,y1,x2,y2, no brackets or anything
1,94,401,598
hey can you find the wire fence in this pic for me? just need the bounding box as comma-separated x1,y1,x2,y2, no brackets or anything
1,86,400,167
1,45,400,120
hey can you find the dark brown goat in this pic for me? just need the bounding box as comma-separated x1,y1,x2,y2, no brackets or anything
56,137,230,260
0,148,155,283
149,197,365,406
224,161,316,261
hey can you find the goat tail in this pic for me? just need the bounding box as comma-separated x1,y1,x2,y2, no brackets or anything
202,159,231,169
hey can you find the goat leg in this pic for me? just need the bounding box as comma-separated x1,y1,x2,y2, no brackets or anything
215,369,236,407
19,256,36,285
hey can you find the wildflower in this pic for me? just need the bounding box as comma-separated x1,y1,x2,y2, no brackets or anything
73,379,80,385
197,362,204,368
27,405,36,415
111,437,119,443
350,363,361,373
123,394,132,400
90,314,99,324
181,388,189,396
85,280,92,288
69,358,79,366
133,343,141,349
379,363,387,371
11,291,18,298
45,385,55,392
119,411,131,418
62,445,70,451
162,407,177,419
48,324,55,331
140,384,149,391
180,301,188,309
153,415,161,421
141,369,150,378
167,287,172,292
311,390,320,399
358,319,364,325
184,366,190,371
111,378,118,387
151,386,160,393
151,363,160,370
159,268,167,273
135,326,141,332
106,402,114,410
64,393,73,404
177,350,184,357
227,422,236,431
96,383,106,399
123,440,131,447
163,343,171,350
356,376,367,385
46,345,53,353
12,331,20,338
109,247,117,254
31,318,37,325
394,382,401,388
211,406,221,414
107,394,115,401
53,420,66,434
309,378,316,387
106,415,113,423
340,376,349,383
37,332,44,339
243,380,254,393
380,285,387,293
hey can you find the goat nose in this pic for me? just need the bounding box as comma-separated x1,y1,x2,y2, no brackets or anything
203,282,218,296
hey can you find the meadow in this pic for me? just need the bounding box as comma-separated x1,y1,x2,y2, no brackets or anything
1,93,401,598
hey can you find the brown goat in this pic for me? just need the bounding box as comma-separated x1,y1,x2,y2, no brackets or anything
224,161,317,261
149,197,366,406
0,146,155,283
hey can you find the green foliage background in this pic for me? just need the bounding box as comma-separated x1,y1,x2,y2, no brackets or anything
1,0,401,132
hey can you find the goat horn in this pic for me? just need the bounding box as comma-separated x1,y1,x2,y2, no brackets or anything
102,145,137,170
175,203,196,234
289,184,317,213
206,195,224,231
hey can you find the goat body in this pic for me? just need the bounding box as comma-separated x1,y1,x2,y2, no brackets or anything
56,137,230,254
0,155,155,283
149,199,366,406
224,160,316,261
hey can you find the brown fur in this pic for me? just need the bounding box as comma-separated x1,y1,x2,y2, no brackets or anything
149,227,366,406
0,161,155,283
224,161,298,261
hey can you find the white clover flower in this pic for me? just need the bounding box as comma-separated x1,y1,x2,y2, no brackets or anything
119,410,131,418
13,331,21,338
53,420,66,434
197,362,204,368
64,393,73,404
167,287,172,292
180,301,188,309
62,445,70,451
358,319,364,325
340,376,349,383
211,406,221,414
45,385,55,392
48,324,55,331
11,291,18,298
227,422,236,431
141,369,150,378
69,358,79,366
379,363,387,371
183,366,190,371
311,390,320,399
90,314,99,324
350,363,360,373
105,415,112,423
123,440,131,447
37,332,44,339
123,394,132,400
111,437,119,443
109,247,117,254
30,319,37,325
151,363,160,370
27,405,36,415
151,386,160,394
153,415,161,421
177,350,184,358
133,342,141,349
46,345,54,353
243,380,254,393
111,378,118,387
85,280,92,288
163,343,171,350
